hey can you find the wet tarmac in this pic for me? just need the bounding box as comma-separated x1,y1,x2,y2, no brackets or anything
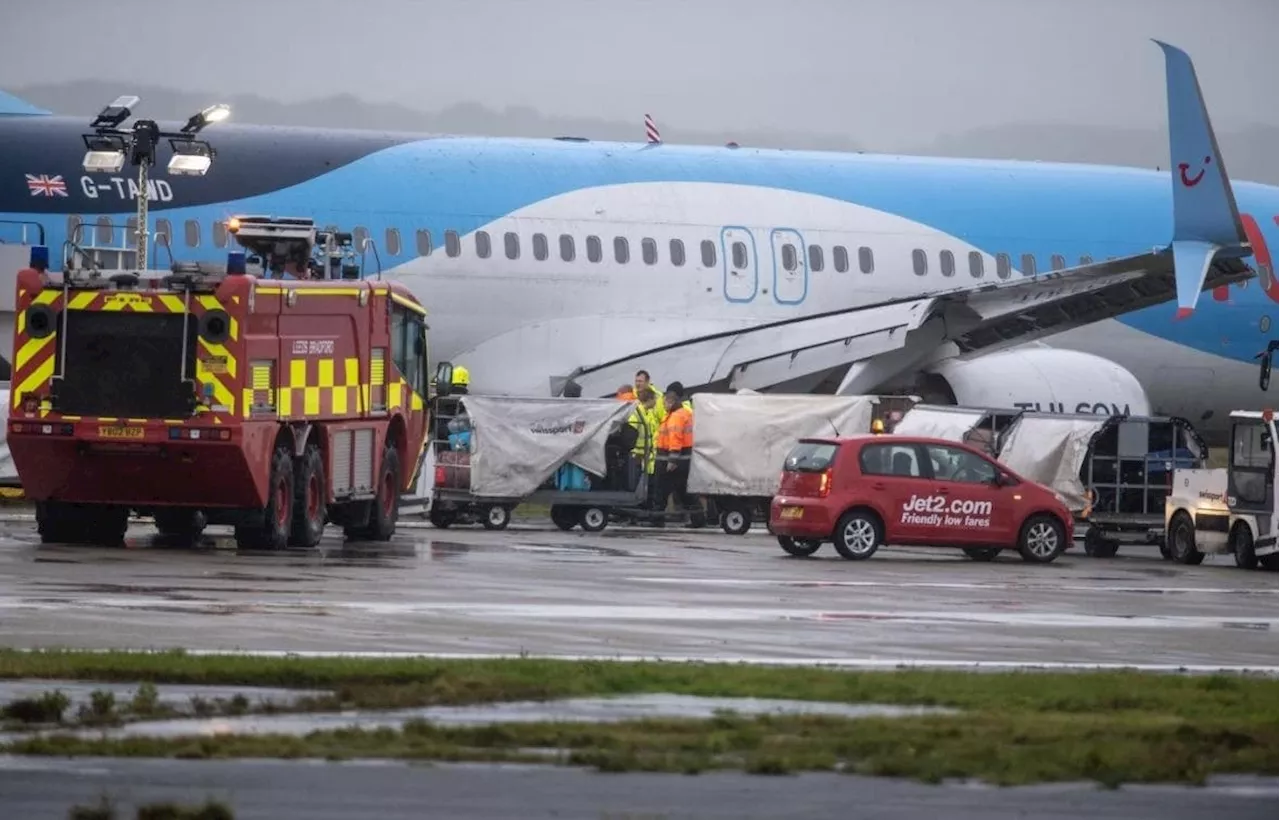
1,757,1274,820
0,512,1275,670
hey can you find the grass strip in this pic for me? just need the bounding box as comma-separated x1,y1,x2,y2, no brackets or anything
7,711,1274,787
0,649,1274,721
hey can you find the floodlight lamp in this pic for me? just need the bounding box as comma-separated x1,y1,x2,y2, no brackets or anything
167,153,213,176
90,94,140,129
83,149,126,174
181,102,231,134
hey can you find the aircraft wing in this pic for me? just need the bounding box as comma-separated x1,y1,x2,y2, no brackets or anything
558,41,1257,399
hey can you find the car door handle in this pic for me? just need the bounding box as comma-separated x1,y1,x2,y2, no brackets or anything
871,482,887,490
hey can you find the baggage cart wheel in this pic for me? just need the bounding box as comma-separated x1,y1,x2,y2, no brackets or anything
290,444,327,549
1230,523,1258,570
720,507,751,536
429,508,456,529
1165,511,1204,566
154,509,206,545
832,509,882,561
482,504,512,531
549,505,578,531
1261,553,1278,572
579,506,609,533
962,547,1000,562
777,535,822,557
1083,527,1119,558
1016,514,1067,564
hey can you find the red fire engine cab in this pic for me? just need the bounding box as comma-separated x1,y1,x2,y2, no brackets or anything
9,215,440,549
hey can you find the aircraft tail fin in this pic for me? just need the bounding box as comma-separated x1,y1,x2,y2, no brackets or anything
0,89,50,116
1154,40,1248,318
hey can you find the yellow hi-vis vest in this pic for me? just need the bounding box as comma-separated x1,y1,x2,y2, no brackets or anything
631,404,661,472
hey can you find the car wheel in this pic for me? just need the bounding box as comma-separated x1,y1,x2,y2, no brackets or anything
720,507,751,536
1231,523,1258,570
963,547,1000,562
1017,514,1066,564
832,510,881,561
1166,511,1205,565
777,535,822,557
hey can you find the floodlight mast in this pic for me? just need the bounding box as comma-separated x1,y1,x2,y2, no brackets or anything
80,98,229,271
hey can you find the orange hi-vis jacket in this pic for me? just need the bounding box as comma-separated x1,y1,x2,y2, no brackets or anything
656,405,694,462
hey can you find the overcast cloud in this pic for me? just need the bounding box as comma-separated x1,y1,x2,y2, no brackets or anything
2,0,1276,176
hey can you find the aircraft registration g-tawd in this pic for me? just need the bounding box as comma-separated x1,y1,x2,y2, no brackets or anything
0,41,1275,446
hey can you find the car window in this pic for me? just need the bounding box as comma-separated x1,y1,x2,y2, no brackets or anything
859,443,922,477
784,442,839,472
925,444,997,484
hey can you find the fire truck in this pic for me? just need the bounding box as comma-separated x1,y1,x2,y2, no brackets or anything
8,215,438,550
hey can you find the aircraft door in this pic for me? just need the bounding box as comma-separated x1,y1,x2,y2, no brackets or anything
770,228,808,305
720,226,758,303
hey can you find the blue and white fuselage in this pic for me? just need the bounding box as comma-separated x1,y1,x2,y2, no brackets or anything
0,44,1275,444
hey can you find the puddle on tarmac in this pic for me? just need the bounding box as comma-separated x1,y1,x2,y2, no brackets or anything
6,694,955,741
0,680,328,715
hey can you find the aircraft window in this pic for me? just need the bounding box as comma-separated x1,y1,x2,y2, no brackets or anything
475,230,491,259
445,230,460,257
732,241,748,269
1259,263,1275,291
940,250,955,277
1020,253,1036,275
561,234,577,262
968,251,983,278
1079,254,1093,265
125,217,138,249
533,233,549,261
858,246,874,274
911,248,927,276
642,237,658,265
700,240,716,267
781,243,797,272
94,216,112,245
1050,253,1065,271
586,235,601,263
614,236,630,264
353,227,369,255
184,219,200,248
209,221,226,248
386,228,402,257
416,229,432,256
833,245,849,273
504,231,520,260
995,252,1011,279
669,238,686,266
155,218,171,247
808,244,824,272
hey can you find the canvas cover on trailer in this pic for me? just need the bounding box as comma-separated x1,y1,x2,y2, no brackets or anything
891,405,990,441
996,415,1110,511
461,396,636,498
688,393,876,496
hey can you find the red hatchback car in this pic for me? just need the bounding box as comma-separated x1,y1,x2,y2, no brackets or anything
769,434,1072,563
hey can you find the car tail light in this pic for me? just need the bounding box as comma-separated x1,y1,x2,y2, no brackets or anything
10,421,73,436
818,468,832,498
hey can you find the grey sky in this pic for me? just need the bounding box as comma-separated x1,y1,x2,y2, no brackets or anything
2,0,1276,148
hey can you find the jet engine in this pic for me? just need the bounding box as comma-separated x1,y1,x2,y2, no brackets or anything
912,348,1152,417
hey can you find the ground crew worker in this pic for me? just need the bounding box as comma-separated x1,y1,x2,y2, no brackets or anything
655,384,696,517
632,386,661,499
871,418,885,434
635,370,667,423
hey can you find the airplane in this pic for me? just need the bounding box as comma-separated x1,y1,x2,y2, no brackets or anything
0,42,1275,448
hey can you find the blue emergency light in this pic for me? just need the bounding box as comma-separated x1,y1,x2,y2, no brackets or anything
28,245,49,272
226,250,246,275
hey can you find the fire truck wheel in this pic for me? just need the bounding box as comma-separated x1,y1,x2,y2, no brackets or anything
1261,554,1278,571
36,502,128,546
365,445,400,541
1166,511,1205,566
290,445,327,549
235,446,294,551
482,504,511,531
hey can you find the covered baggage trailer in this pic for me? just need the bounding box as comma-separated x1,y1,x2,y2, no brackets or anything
1164,410,1277,570
994,411,1206,558
890,403,1024,457
687,393,891,535
425,393,649,533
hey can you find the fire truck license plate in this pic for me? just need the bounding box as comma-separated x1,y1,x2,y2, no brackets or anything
98,425,143,439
